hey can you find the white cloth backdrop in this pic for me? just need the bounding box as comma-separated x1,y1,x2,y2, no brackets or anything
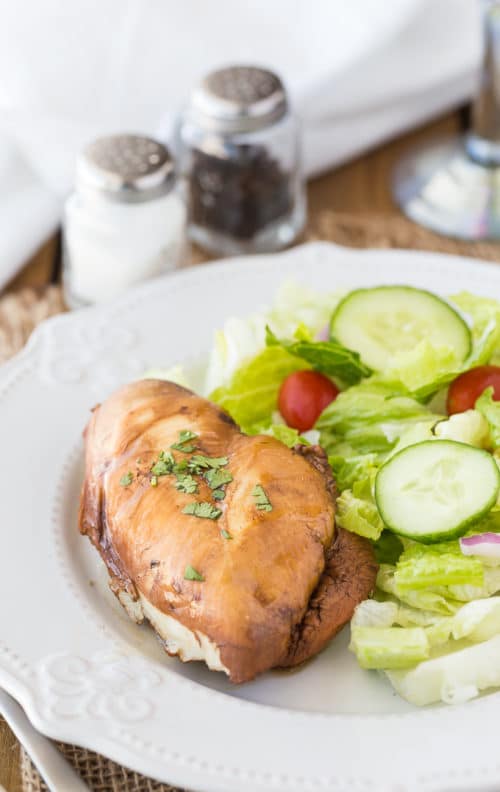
0,0,482,288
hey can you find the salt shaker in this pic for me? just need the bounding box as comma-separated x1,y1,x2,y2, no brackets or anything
177,65,306,256
63,134,186,308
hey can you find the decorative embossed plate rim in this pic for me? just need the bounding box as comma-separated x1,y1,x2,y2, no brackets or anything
2,242,500,792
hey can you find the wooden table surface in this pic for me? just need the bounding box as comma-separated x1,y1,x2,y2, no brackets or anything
0,108,468,792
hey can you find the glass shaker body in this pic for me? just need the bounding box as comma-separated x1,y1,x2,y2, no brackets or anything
177,66,306,256
62,135,186,308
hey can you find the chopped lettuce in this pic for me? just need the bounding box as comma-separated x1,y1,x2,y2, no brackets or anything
445,565,500,601
451,597,500,642
386,634,500,706
336,488,384,541
389,419,438,457
386,340,460,394
393,602,446,628
203,313,268,395
266,424,307,448
210,347,306,434
351,599,398,629
267,280,341,336
350,626,430,669
328,453,379,492
424,619,454,647
372,531,404,565
203,282,342,396
387,410,489,462
394,542,484,591
377,564,461,615
316,379,433,457
451,291,500,364
351,593,500,698
475,387,500,448
433,409,490,448
265,325,371,385
406,292,500,401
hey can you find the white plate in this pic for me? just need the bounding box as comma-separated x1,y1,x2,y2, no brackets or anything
2,242,500,792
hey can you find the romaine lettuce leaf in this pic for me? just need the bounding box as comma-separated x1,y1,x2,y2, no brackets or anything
202,281,342,398
267,424,307,448
203,314,269,395
386,340,460,394
406,292,500,401
350,626,430,669
336,486,384,541
267,280,341,336
377,564,461,615
316,379,433,456
265,325,371,385
210,347,306,434
451,597,500,642
389,419,439,457
386,634,500,705
475,387,500,448
433,409,490,448
394,542,484,591
372,531,404,565
394,602,446,628
451,291,500,363
328,453,379,492
424,619,454,647
351,599,398,629
445,565,500,601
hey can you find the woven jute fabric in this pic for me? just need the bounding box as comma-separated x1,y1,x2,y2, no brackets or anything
0,284,65,365
10,211,500,792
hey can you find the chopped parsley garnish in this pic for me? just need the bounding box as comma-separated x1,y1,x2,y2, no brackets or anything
212,488,225,501
151,450,174,476
252,484,272,512
150,475,158,487
174,474,199,494
205,468,233,490
173,459,188,474
184,565,204,581
119,472,133,487
221,529,232,540
182,502,222,520
188,455,229,474
171,430,199,453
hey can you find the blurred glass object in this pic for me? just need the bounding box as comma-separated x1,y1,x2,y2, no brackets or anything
393,1,500,240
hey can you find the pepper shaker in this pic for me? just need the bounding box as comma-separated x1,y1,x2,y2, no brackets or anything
63,134,186,308
177,65,306,256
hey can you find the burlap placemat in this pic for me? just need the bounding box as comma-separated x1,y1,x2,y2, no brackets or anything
9,211,499,792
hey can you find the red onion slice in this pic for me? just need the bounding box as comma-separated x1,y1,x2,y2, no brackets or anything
460,533,500,558
315,323,330,342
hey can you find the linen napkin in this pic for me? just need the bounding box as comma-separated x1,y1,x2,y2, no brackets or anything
0,0,481,289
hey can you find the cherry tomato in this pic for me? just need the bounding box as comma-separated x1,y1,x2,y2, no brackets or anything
278,370,339,431
447,365,500,414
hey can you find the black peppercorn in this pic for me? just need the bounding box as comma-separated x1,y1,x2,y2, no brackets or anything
189,145,293,239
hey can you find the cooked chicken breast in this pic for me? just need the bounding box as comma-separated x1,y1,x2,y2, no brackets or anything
80,379,377,682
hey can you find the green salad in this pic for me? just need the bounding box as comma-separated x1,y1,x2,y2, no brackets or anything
148,281,500,707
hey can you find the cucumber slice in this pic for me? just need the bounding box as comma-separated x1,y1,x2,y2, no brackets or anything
375,440,500,543
330,286,471,372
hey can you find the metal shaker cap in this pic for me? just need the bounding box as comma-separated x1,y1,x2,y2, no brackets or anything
188,66,288,134
77,135,176,203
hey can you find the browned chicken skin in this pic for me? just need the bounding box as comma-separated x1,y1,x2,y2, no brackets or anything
80,379,377,682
